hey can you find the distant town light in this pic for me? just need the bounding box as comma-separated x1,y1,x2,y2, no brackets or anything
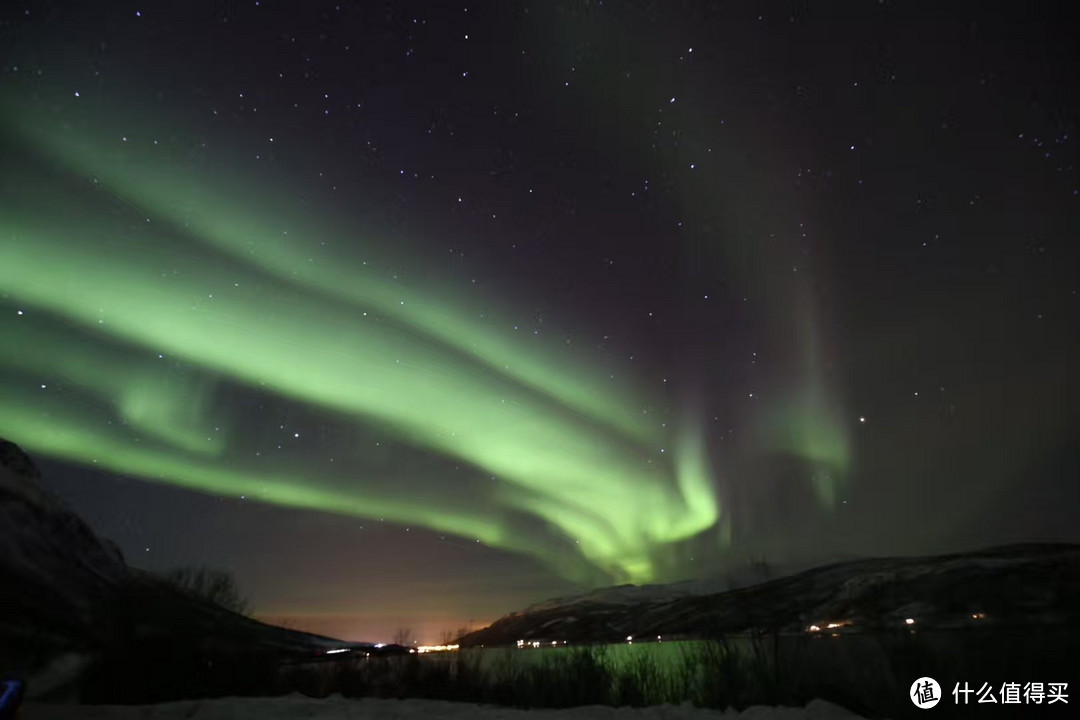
416,644,459,654
905,618,916,625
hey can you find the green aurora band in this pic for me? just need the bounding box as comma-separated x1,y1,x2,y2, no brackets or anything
0,95,727,584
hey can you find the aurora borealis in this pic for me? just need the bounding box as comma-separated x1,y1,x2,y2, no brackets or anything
2,93,728,586
2,1,1078,642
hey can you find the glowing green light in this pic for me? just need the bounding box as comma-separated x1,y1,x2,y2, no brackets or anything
0,93,723,584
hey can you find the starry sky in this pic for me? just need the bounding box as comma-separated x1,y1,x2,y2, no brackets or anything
2,0,1078,643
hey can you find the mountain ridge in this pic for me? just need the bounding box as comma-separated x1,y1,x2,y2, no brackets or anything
461,542,1080,646
0,438,348,701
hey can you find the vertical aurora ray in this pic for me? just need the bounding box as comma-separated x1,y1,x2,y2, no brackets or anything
657,100,852,513
513,12,854,519
760,291,851,508
0,92,721,583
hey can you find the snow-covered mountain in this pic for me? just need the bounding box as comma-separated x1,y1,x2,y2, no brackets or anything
521,560,822,614
461,543,1080,646
0,439,347,701
0,439,129,667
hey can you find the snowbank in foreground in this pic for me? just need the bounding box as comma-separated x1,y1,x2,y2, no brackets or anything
24,693,867,720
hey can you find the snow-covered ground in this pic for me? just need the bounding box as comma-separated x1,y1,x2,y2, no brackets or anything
24,694,867,720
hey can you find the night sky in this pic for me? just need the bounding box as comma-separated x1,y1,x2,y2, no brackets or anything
2,0,1078,643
